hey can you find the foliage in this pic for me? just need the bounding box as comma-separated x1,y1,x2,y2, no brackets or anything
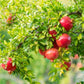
0,0,84,83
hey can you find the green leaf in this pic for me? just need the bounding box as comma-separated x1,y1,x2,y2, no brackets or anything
80,67,84,70
78,34,82,40
82,23,84,32
75,40,78,46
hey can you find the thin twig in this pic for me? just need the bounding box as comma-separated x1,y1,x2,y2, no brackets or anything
68,11,82,16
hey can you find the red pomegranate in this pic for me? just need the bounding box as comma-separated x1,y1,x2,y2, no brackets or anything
39,49,46,58
56,34,71,48
1,58,16,73
45,48,59,62
61,61,71,71
49,30,57,36
48,28,57,40
60,16,73,31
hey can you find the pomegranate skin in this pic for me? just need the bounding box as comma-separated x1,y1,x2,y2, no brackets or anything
48,28,57,40
39,49,46,58
45,48,59,62
1,58,16,72
56,34,71,48
61,61,71,71
60,16,73,31
49,30,57,36
1,64,6,69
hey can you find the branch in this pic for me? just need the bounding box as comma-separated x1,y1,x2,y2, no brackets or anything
68,11,82,16
16,36,28,49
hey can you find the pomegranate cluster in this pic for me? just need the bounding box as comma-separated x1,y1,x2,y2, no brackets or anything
1,58,16,74
39,16,73,70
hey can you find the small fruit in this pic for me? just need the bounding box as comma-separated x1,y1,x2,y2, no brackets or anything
7,14,13,24
45,48,59,62
39,49,46,58
48,28,57,40
74,54,79,59
1,58,16,73
56,34,71,48
60,16,73,31
49,30,57,36
61,61,71,71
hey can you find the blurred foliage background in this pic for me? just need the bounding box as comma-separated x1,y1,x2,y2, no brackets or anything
0,0,84,84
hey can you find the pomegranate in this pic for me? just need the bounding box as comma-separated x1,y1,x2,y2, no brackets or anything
56,33,71,48
39,49,46,58
60,16,73,31
45,48,59,62
48,28,57,40
49,30,57,36
1,58,16,73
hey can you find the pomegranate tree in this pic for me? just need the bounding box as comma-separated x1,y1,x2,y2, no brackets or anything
0,0,83,83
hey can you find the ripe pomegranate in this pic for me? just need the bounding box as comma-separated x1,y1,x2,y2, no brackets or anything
61,61,71,71
60,16,73,31
1,58,16,73
48,28,57,40
74,54,79,59
45,48,59,62
39,49,46,58
56,34,71,48
49,30,57,36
